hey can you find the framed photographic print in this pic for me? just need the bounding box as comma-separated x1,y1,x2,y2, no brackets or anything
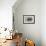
23,15,35,24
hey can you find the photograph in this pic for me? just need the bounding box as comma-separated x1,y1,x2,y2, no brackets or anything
23,15,35,24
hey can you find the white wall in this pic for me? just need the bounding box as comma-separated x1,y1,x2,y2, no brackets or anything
41,0,46,46
13,0,41,46
0,0,16,29
13,0,46,46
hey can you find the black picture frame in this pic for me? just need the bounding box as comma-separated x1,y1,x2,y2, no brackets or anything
23,15,35,24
